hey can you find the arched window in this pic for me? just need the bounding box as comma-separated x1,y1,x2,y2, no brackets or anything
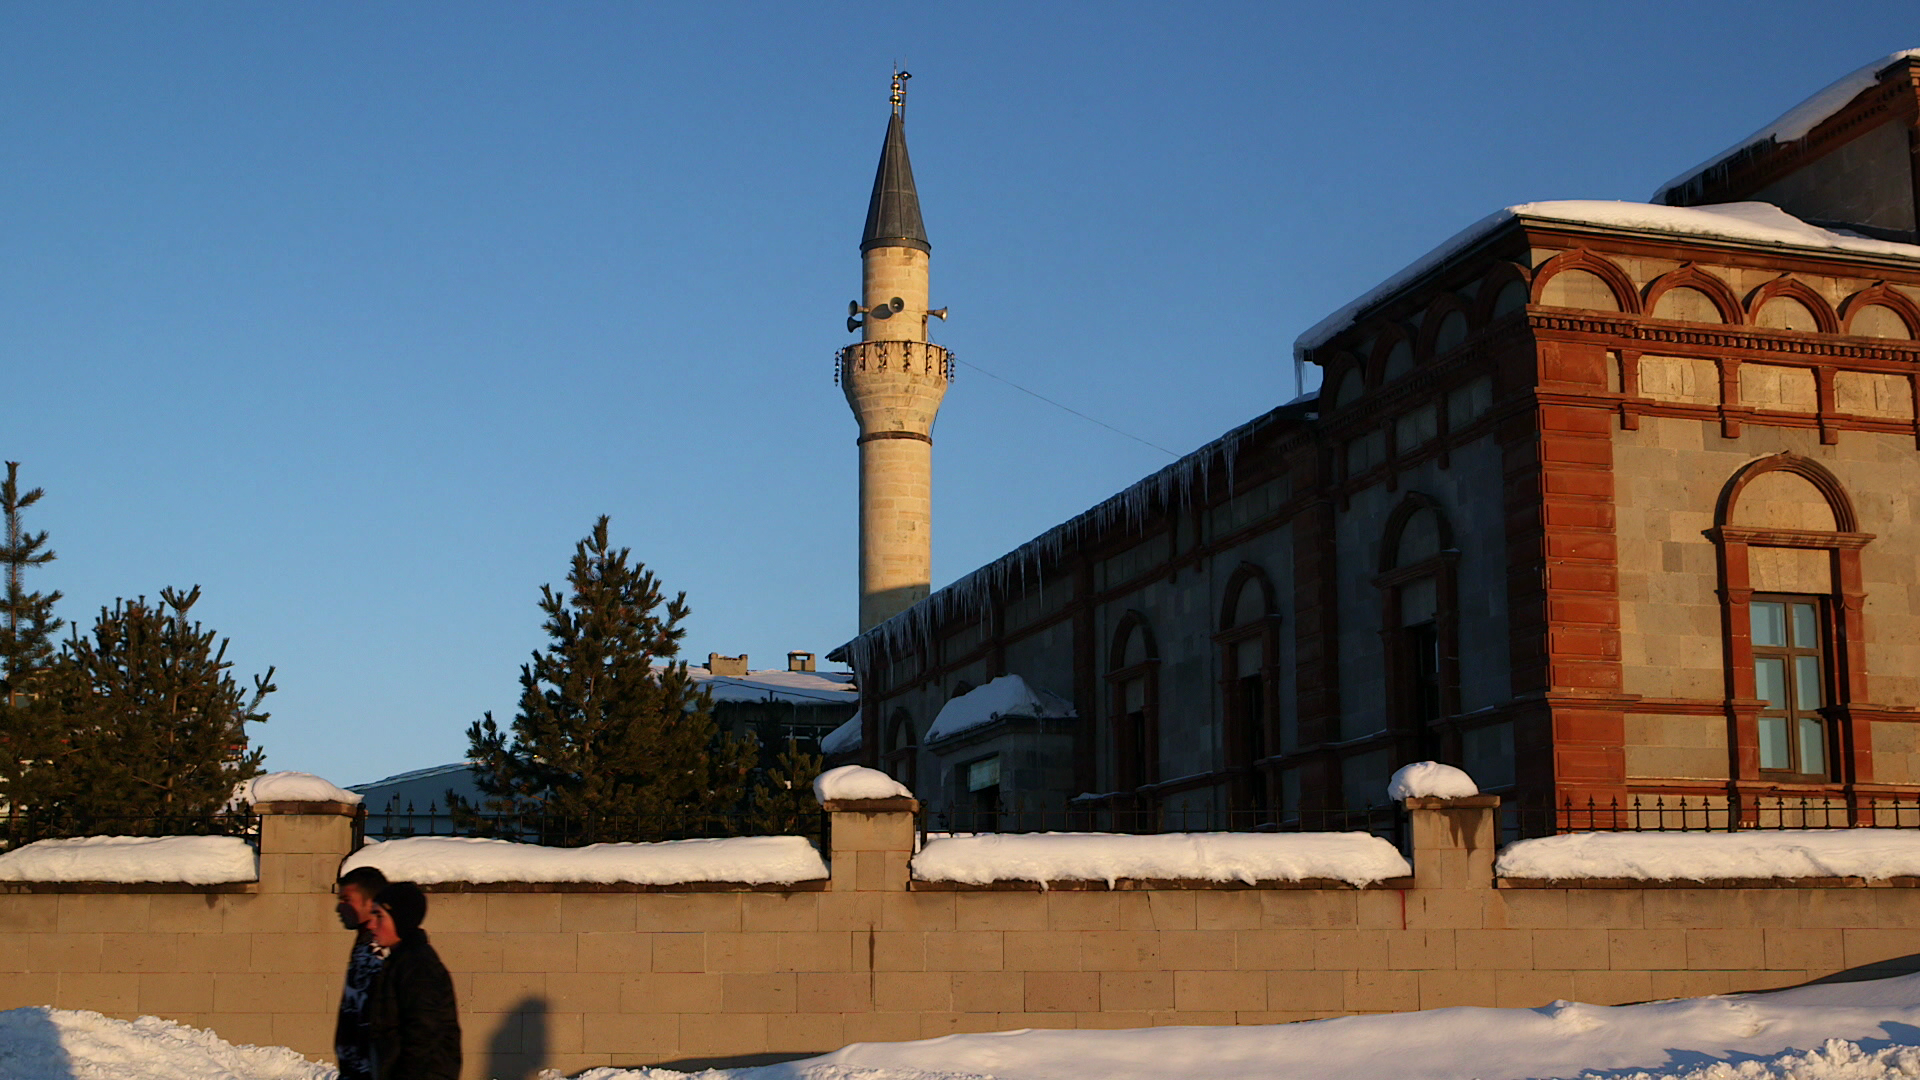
1710,456,1869,786
1217,566,1278,823
883,707,918,794
1375,496,1460,768
1106,613,1159,800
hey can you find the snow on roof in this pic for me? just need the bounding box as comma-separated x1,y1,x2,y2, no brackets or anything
820,710,862,755
1294,200,1920,362
1386,761,1478,801
348,761,478,793
340,834,826,886
912,831,1410,888
681,666,857,705
812,764,912,802
0,836,256,885
1497,828,1920,882
238,771,362,805
1653,50,1920,204
925,674,1075,744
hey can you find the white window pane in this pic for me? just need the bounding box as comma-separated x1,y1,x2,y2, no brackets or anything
1795,655,1822,711
1791,603,1819,649
1751,602,1786,647
1798,717,1825,775
1759,715,1790,770
1755,657,1787,709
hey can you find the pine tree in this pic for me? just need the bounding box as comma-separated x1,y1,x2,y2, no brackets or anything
458,516,758,844
0,462,68,833
44,586,273,832
745,738,826,838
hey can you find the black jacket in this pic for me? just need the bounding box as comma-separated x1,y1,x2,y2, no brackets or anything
366,932,462,1080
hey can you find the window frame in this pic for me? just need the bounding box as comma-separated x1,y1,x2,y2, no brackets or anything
1749,593,1832,781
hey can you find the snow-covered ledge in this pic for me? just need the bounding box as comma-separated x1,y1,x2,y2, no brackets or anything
814,766,918,893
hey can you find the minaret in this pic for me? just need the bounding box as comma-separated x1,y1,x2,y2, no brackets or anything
838,70,951,631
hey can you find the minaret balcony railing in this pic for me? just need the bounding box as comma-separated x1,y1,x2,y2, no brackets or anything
834,340,955,386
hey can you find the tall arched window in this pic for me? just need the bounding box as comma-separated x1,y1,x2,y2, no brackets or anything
1217,565,1278,823
1709,455,1869,786
1106,613,1159,799
882,707,918,794
1375,495,1460,765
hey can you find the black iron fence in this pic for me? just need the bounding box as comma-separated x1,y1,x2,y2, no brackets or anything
1,806,259,851
1504,791,1920,840
920,800,1405,849
361,796,825,848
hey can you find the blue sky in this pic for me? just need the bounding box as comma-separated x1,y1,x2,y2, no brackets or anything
1,3,1912,786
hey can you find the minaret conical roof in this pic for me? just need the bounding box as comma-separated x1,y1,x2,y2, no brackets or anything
861,111,929,253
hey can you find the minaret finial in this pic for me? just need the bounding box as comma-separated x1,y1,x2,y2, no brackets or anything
890,67,911,117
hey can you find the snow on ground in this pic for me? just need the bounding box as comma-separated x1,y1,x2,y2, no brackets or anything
1497,829,1920,882
911,832,1410,888
1294,200,1920,360
814,765,913,802
1387,761,1478,800
821,711,863,755
0,1007,332,1080
14,974,1920,1079
1653,49,1920,202
0,835,255,884
237,771,362,805
339,835,826,886
925,676,1075,743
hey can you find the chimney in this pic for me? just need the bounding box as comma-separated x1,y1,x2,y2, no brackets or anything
787,651,816,673
707,653,748,676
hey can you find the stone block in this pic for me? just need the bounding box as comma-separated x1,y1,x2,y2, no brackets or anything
1236,929,1316,970
1142,892,1197,931
1841,928,1920,970
557,895,638,934
219,895,310,935
584,1011,679,1055
1047,893,1121,932
951,970,1024,1012
1799,888,1879,929
633,894,742,933
1099,971,1173,1012
1454,929,1533,970
1075,1010,1157,1029
797,971,871,1012
1344,969,1418,1012
1685,928,1764,970
1532,929,1607,971
1494,970,1574,1008
502,932,577,974
622,972,723,1013
1608,929,1686,970
815,893,882,932
180,932,252,974
1571,968,1654,1005
485,894,561,935
1565,889,1643,929
706,932,780,972
57,895,151,934
1194,891,1261,930
1264,970,1344,1011
1000,930,1083,971
1155,930,1235,970
1313,930,1388,970
145,894,224,934
870,931,924,971
246,931,339,974
875,971,952,1012
880,893,954,932
1417,969,1498,1009
1403,888,1483,930
766,1012,845,1055
542,972,628,1013
953,892,1049,932
1496,890,1568,929
12,932,102,974
720,972,795,1013
137,972,215,1014
1356,890,1404,929
1764,928,1844,970
209,971,331,1014
572,931,649,974
777,932,854,973
269,1011,335,1058
651,932,705,973
1024,971,1100,1013
1080,931,1163,971
1260,890,1358,930
924,931,1002,972
467,972,547,1014
840,1012,924,1045
1174,970,1265,1012
0,974,59,1010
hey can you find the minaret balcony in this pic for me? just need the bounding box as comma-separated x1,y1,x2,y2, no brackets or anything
834,340,955,386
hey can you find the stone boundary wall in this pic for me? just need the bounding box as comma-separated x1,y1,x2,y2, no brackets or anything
3,795,1919,1079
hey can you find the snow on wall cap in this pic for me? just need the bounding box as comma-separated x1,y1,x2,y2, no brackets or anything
926,674,1076,743
239,771,364,805
1387,761,1479,801
813,764,913,803
1652,50,1920,204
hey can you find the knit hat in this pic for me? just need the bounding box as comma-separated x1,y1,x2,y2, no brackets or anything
373,882,428,938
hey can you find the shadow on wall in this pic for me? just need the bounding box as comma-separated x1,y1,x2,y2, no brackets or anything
0,1006,75,1080
486,998,548,1080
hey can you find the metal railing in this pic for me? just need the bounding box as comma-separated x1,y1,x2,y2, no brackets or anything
1,806,260,851
1504,791,1920,840
361,796,825,848
920,800,1405,849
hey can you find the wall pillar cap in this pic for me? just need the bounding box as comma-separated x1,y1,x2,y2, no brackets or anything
821,797,920,813
253,800,364,817
1402,795,1501,810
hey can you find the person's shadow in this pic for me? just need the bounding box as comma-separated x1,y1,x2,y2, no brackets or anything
486,997,548,1080
0,1006,75,1080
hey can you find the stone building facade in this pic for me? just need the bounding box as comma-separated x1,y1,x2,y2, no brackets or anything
831,53,1920,825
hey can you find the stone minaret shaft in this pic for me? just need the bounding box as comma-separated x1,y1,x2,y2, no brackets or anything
839,82,950,632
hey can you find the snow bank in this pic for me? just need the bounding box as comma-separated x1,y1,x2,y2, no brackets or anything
1386,761,1478,801
1654,50,1920,203
567,972,1920,1080
1294,200,1920,361
912,832,1411,888
1497,829,1920,882
0,836,255,885
813,764,913,802
926,675,1076,743
820,711,862,755
0,1006,333,1080
339,834,826,886
237,771,362,805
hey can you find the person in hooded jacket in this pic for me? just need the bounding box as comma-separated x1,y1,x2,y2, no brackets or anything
363,882,462,1080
